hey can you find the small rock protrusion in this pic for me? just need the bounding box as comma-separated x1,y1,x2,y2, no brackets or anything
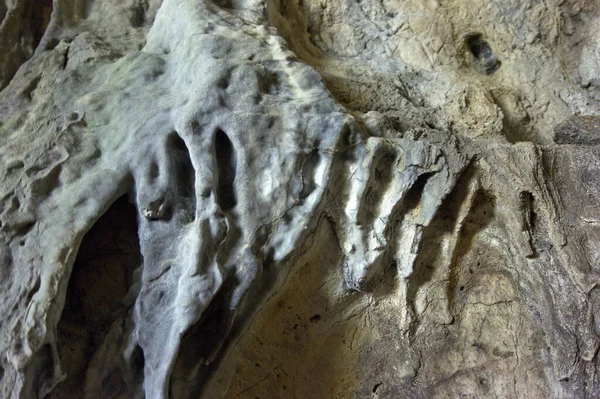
142,197,168,220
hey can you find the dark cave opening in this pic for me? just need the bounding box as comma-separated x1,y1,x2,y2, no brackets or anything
169,276,238,399
52,195,142,398
168,132,197,223
214,128,238,212
26,0,53,51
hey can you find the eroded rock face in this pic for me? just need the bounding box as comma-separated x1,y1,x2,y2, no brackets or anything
0,0,599,398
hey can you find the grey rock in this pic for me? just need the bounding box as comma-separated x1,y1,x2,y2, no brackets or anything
554,115,600,145
0,0,599,398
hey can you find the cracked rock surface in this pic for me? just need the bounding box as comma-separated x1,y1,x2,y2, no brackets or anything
0,0,599,398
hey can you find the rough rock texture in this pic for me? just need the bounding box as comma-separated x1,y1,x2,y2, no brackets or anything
0,0,599,398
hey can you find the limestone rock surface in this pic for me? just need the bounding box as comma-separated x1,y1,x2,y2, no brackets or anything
0,0,599,398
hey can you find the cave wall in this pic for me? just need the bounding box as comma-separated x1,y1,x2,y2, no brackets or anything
0,0,599,398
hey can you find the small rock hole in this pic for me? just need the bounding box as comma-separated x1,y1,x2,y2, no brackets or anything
519,191,537,230
130,344,146,383
372,382,382,393
214,129,237,211
167,132,197,221
190,120,201,134
149,162,159,180
299,149,321,200
6,160,25,172
465,33,501,75
27,276,41,302
45,38,59,51
130,1,149,27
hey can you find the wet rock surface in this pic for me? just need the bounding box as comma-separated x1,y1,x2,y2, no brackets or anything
0,0,599,398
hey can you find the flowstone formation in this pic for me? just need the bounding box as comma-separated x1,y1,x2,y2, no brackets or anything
0,0,599,398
